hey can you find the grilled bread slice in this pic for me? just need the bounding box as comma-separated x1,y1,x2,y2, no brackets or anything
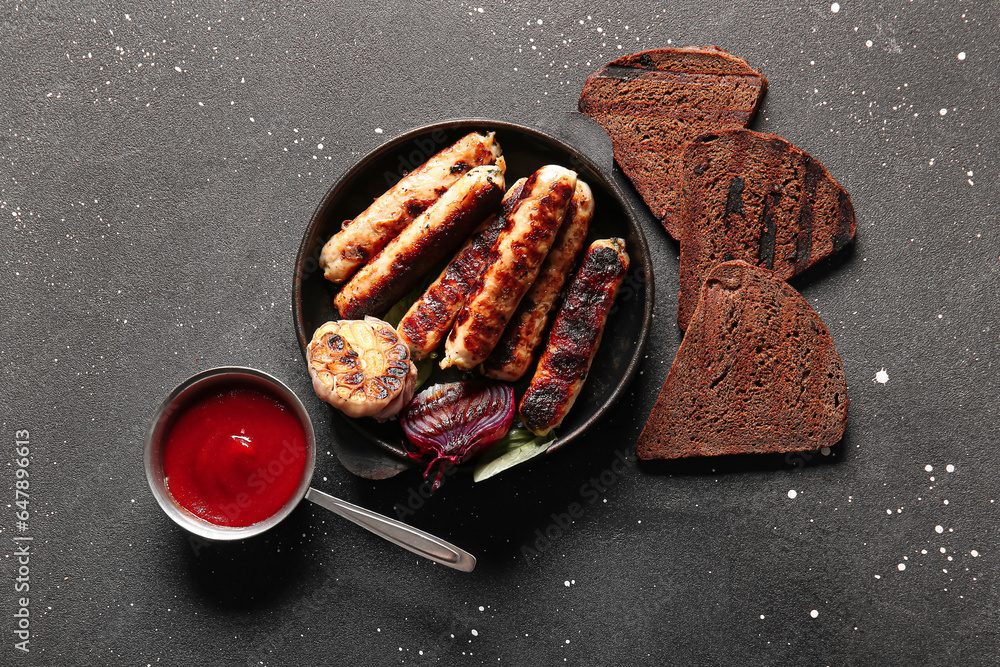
676,129,855,330
578,46,766,238
636,261,848,460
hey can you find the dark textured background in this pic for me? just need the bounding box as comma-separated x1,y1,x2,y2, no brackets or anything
2,1,998,665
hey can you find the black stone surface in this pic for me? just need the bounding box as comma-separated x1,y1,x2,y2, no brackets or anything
1,1,998,665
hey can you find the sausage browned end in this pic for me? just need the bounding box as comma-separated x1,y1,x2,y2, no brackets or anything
519,238,630,436
334,164,506,320
440,165,578,370
482,180,595,382
396,178,527,360
320,131,502,283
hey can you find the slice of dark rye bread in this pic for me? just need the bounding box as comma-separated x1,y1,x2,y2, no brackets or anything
676,128,856,330
636,261,848,460
578,46,767,238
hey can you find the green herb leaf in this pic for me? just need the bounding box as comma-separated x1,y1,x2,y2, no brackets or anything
413,355,435,391
473,426,556,483
382,283,423,328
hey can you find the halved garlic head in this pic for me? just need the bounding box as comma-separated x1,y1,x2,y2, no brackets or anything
307,316,417,421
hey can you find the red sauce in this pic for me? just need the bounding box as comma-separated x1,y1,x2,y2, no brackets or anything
163,385,308,527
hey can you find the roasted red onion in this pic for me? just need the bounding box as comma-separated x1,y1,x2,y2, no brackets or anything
400,381,515,489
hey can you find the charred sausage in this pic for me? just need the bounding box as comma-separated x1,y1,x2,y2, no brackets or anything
440,165,578,370
482,180,595,381
334,164,505,320
320,131,502,283
396,177,527,360
519,238,630,436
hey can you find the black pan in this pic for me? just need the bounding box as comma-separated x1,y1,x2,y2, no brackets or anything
293,118,653,479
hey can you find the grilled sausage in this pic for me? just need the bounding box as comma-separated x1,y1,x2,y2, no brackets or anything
335,164,506,320
519,238,630,436
482,180,595,381
397,178,527,360
320,131,502,283
440,165,578,370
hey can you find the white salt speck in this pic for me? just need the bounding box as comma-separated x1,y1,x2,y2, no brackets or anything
935,525,944,534
478,606,485,611
939,108,948,116
971,550,979,557
874,574,881,579
957,52,966,60
317,143,324,150
886,509,892,515
760,615,765,619
565,639,570,644
865,39,873,48
174,66,182,72
943,500,949,505
471,629,478,637
536,19,543,25
374,128,384,134
966,171,974,177
874,368,889,384
788,490,798,499
946,464,955,473
564,580,571,587
830,2,840,13
476,7,484,13
897,563,906,571
940,547,947,553
810,609,819,618
924,465,933,472
249,117,255,123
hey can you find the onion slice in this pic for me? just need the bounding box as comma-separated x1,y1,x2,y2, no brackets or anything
400,381,515,489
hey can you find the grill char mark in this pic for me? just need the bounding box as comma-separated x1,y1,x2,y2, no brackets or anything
757,188,780,270
794,157,822,271
833,190,855,251
723,176,745,230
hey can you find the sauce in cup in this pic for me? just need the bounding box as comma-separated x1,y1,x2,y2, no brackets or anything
162,385,308,527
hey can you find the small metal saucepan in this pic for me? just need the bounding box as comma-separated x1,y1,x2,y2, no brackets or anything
144,366,475,571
